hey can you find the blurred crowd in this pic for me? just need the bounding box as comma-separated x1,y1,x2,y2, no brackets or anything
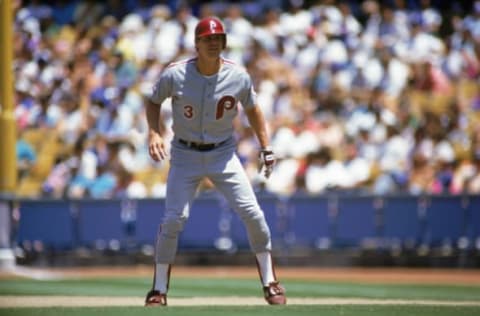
11,0,480,198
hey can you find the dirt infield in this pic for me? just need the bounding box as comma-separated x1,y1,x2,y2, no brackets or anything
1,296,480,307
2,265,480,307
3,265,480,285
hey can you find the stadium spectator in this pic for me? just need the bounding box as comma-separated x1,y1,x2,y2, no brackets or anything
16,133,37,180
12,0,480,198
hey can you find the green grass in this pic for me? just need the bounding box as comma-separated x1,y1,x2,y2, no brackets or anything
1,305,480,316
1,276,480,316
1,277,480,301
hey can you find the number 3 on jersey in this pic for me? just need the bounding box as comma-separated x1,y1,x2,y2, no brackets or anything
183,96,236,120
183,105,194,119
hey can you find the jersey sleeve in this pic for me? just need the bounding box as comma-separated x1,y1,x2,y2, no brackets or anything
149,67,173,105
239,72,258,109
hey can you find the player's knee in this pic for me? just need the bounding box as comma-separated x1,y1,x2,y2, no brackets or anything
237,206,264,222
160,215,188,237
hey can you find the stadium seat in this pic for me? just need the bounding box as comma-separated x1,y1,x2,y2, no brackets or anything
409,90,453,116
134,166,169,195
30,154,56,179
427,94,452,114
408,90,430,116
20,128,45,151
17,176,43,197
457,79,479,101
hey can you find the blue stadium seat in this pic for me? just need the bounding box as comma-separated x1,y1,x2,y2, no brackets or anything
334,196,378,248
287,196,330,249
424,195,465,248
76,200,123,248
382,196,422,248
17,200,74,250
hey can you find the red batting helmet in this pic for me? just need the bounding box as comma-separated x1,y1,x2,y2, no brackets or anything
195,17,227,48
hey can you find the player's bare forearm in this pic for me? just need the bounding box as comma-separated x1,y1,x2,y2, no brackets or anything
245,106,270,149
146,100,164,135
246,106,276,178
146,100,167,161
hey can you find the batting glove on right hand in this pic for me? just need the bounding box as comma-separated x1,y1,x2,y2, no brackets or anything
258,148,276,179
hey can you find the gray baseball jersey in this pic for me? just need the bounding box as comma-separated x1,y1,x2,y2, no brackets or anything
149,57,272,263
150,57,257,144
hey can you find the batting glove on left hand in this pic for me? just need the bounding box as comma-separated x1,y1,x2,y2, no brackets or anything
258,148,276,179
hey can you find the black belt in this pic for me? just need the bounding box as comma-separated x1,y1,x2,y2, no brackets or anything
179,138,227,151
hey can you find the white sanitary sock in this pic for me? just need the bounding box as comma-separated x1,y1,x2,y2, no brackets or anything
256,252,275,286
153,263,170,293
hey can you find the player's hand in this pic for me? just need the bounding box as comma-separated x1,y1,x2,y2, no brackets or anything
148,130,167,161
258,147,276,179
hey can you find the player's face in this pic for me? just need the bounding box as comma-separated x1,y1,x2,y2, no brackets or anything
196,34,224,58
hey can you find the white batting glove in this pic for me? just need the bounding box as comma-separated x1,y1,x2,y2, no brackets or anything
258,147,276,179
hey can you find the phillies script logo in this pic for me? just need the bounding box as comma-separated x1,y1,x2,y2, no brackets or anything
216,96,236,119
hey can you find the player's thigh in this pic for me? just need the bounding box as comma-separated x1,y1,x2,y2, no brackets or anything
165,163,202,219
209,154,260,213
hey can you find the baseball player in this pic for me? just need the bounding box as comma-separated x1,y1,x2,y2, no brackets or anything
144,17,286,306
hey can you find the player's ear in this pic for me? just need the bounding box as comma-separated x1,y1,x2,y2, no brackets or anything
194,38,199,52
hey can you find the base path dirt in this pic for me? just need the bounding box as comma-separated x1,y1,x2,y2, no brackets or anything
3,265,480,285
1,296,480,308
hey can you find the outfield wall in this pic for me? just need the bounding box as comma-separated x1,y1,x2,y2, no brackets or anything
3,193,480,267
